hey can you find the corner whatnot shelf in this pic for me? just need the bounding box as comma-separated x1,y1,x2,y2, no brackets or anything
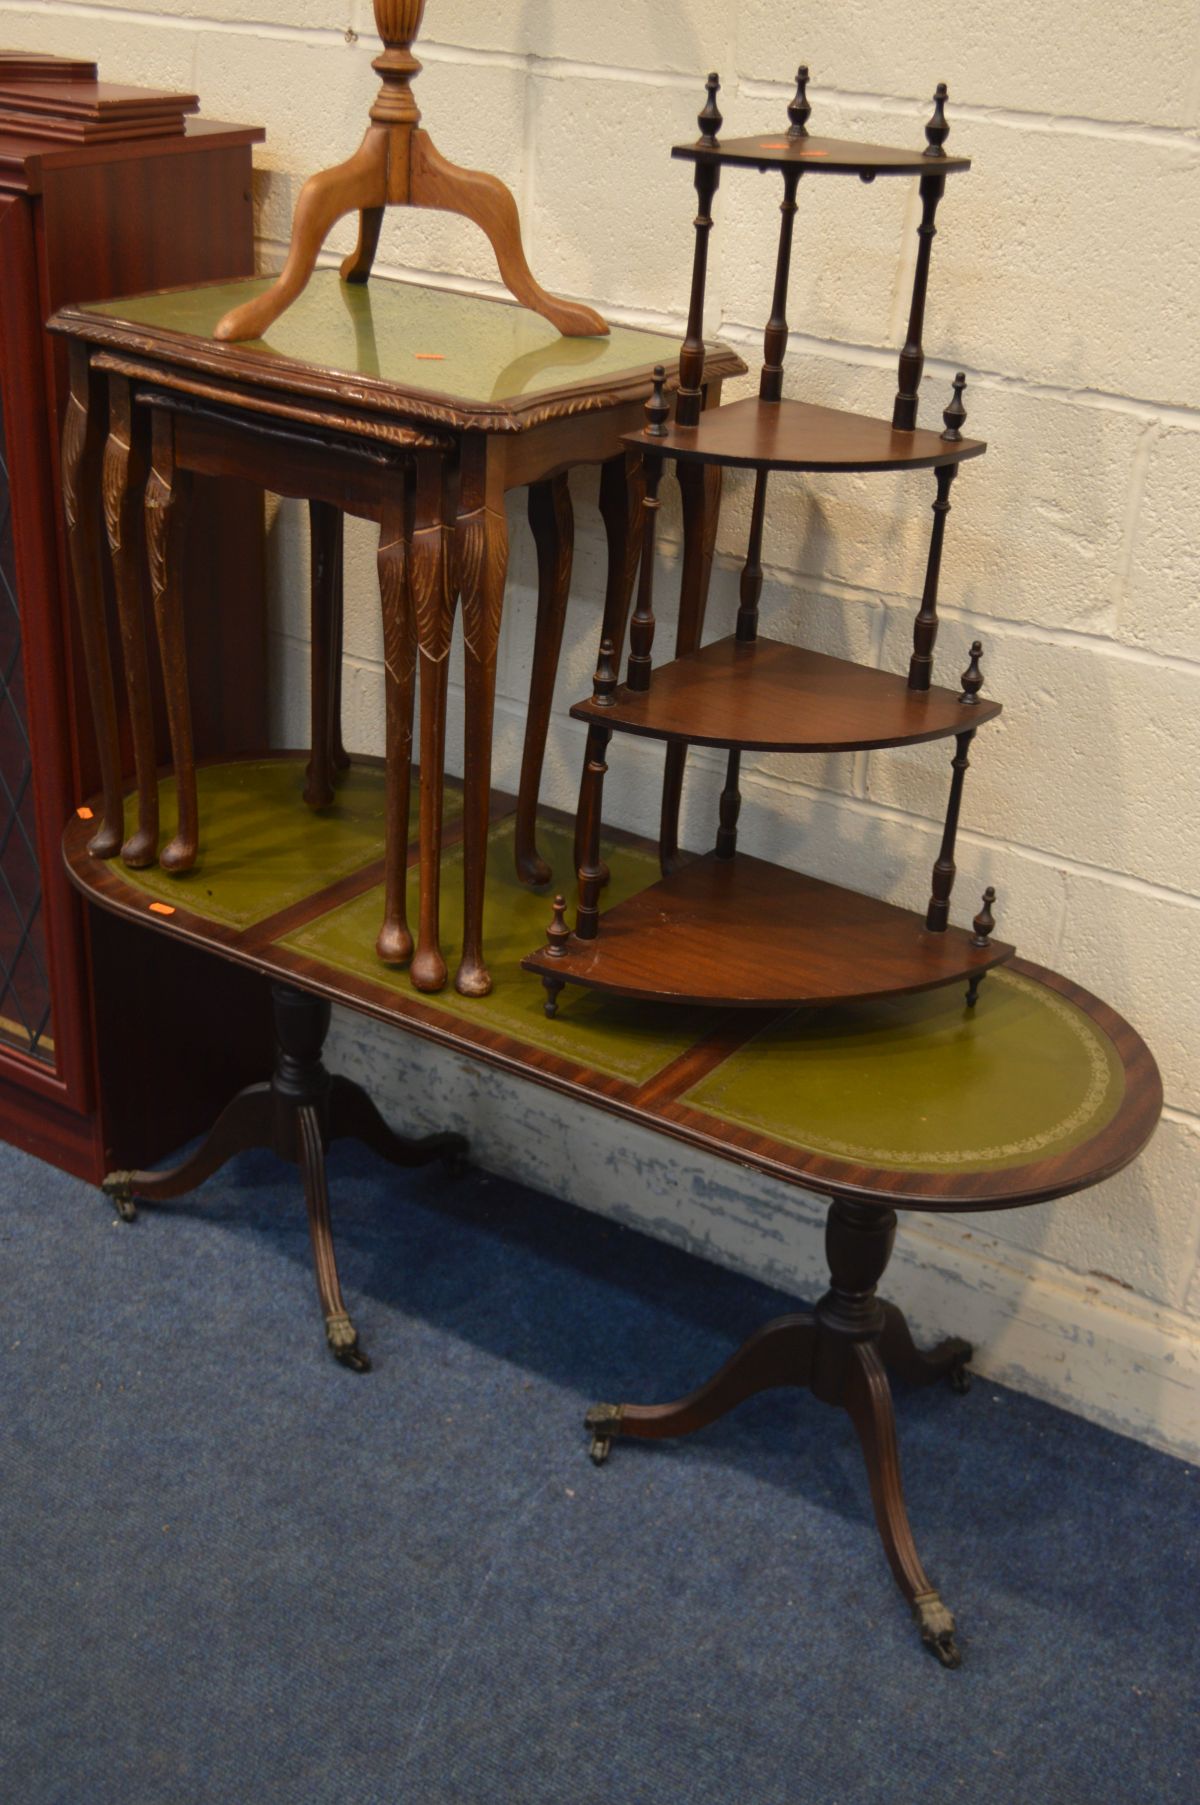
523,69,1013,1019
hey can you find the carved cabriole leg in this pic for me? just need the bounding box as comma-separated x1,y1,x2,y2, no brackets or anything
660,458,722,876
516,473,574,888
574,724,611,942
456,447,509,998
102,375,158,868
926,728,975,931
376,481,416,965
408,450,456,992
574,450,645,882
892,170,946,432
909,463,957,691
341,204,385,284
409,131,607,339
306,500,347,809
62,344,123,859
144,409,197,873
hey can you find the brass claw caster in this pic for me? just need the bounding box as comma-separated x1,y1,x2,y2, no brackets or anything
101,1172,138,1223
948,1360,972,1396
585,1402,623,1466
914,1592,961,1668
326,1313,372,1374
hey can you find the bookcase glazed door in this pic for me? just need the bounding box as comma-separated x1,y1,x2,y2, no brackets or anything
0,191,92,1111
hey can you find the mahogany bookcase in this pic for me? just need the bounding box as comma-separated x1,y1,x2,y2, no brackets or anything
0,104,272,1180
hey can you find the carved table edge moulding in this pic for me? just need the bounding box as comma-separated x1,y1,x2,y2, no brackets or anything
50,292,743,434
212,0,607,345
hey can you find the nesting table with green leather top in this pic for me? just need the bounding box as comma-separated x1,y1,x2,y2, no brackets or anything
63,753,1160,1666
51,273,743,998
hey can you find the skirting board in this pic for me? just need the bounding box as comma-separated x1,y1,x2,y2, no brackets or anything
329,1008,1200,1467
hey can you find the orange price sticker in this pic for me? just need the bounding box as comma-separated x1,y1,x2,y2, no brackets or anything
76,805,94,820
148,902,176,917
414,352,446,361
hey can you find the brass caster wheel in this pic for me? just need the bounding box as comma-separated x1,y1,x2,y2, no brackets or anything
948,1360,972,1396
101,1172,138,1223
585,1402,623,1466
914,1592,961,1669
326,1314,372,1374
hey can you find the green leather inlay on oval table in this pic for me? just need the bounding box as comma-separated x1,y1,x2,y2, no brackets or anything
119,759,452,930
682,970,1126,1174
82,273,686,407
283,816,718,1086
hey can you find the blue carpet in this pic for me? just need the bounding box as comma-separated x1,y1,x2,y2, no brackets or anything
1,1133,1196,1805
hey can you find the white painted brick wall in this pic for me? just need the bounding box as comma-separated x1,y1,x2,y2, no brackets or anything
6,2,1198,1456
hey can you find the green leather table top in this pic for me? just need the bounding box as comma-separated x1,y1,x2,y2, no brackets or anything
121,758,459,931
283,815,716,1085
67,756,1158,1211
76,272,688,408
681,973,1125,1175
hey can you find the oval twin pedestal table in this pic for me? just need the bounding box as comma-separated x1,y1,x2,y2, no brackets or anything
63,756,1161,1668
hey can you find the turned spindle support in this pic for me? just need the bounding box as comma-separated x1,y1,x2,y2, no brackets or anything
926,729,975,932
677,82,722,429
909,376,970,690
892,84,951,431
926,641,987,931
575,725,612,942
966,886,998,1006
213,0,608,344
591,636,619,706
760,165,802,403
716,750,742,860
540,893,571,1018
626,369,669,693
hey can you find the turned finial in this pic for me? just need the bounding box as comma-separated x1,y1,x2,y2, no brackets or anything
972,887,997,946
924,81,950,157
644,366,671,438
787,65,811,138
369,0,428,126
699,72,723,145
592,637,619,705
545,894,571,957
942,372,967,441
960,640,984,704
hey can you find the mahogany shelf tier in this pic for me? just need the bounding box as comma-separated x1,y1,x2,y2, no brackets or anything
523,852,1014,1010
572,636,1002,752
673,132,971,179
626,394,987,474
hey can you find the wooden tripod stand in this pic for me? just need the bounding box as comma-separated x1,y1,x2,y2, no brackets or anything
215,0,608,343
